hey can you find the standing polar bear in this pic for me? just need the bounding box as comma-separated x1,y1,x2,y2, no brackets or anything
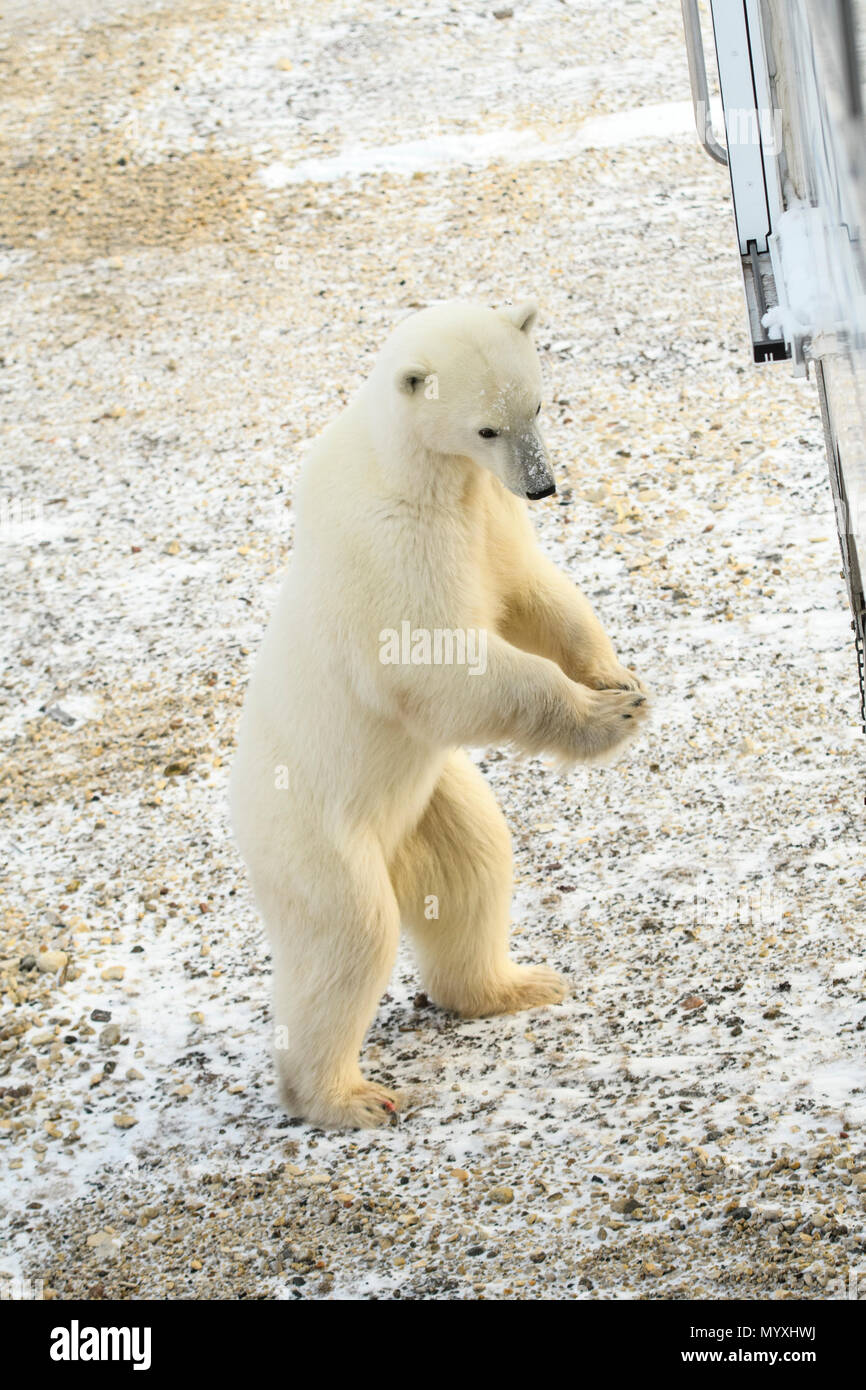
230,298,648,1129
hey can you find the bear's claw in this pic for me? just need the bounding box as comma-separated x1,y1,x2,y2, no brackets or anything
309,1080,400,1130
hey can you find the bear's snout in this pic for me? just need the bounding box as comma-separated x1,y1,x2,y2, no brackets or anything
512,429,556,501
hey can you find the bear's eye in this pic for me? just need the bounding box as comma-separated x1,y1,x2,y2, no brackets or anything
535,403,541,416
478,428,499,439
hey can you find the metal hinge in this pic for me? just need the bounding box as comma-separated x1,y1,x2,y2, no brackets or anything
742,240,791,364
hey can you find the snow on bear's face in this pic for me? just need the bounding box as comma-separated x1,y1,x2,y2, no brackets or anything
381,299,556,501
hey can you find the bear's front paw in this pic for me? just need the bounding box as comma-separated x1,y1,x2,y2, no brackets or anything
586,663,647,694
566,685,649,761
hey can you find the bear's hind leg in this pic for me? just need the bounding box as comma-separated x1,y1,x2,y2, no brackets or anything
390,750,567,1016
254,835,401,1129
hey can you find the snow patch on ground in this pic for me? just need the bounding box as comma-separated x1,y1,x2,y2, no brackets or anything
259,101,698,187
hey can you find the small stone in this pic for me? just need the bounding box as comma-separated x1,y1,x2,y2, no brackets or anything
113,1113,137,1129
99,1025,121,1048
45,705,75,728
86,1230,119,1249
100,966,125,981
36,950,68,974
611,1196,641,1215
488,1186,514,1204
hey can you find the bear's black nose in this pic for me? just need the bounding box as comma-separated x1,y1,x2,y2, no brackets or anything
526,484,556,500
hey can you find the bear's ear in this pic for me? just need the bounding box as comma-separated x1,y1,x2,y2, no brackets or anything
395,365,430,395
501,298,539,335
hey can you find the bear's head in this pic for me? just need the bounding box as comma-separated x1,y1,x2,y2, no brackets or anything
373,298,556,501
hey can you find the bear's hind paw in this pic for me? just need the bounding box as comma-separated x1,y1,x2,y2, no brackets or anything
446,963,568,1018
301,1079,400,1130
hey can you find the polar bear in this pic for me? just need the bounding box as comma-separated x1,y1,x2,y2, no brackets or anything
230,298,648,1129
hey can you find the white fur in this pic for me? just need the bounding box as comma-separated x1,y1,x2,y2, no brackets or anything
230,299,649,1128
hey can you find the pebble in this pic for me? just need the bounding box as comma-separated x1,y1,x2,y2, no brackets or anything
86,1231,119,1249
36,950,68,974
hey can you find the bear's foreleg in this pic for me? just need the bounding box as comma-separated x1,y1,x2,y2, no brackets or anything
502,554,646,694
389,630,647,761
390,750,567,1016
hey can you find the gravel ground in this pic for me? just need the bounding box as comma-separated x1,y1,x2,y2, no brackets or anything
1,0,865,1301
